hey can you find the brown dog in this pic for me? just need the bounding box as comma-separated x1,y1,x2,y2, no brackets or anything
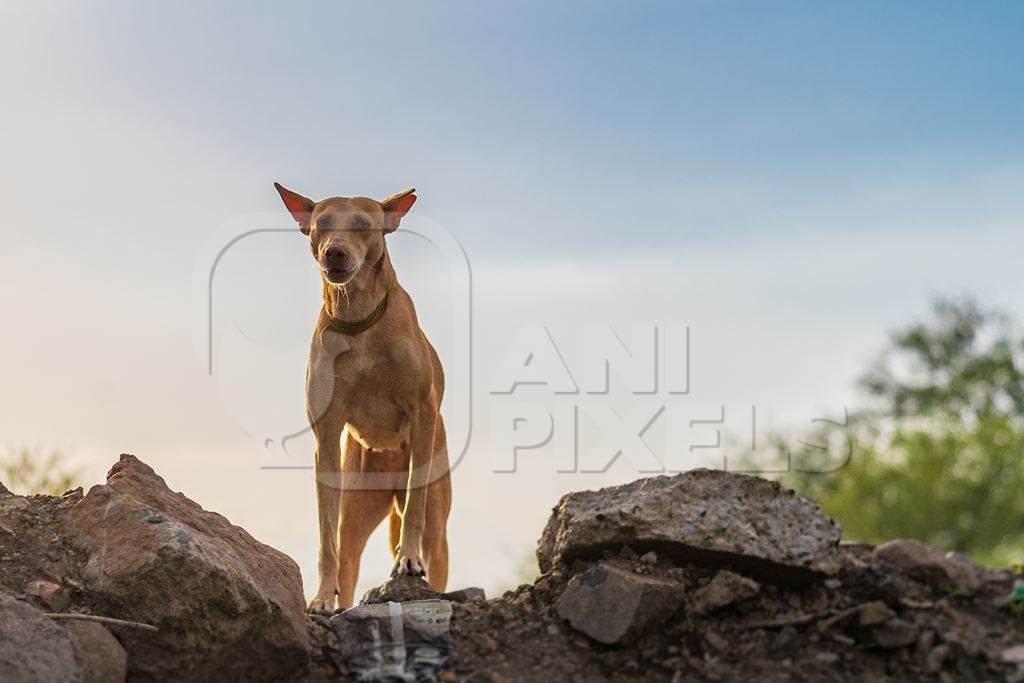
275,182,451,612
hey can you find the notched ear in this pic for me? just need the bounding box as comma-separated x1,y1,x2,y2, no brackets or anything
380,188,417,234
274,182,316,235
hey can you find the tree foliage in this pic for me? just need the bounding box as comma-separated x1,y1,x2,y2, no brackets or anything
761,298,1024,567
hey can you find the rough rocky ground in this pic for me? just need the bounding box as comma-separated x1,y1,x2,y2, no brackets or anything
3,456,1024,682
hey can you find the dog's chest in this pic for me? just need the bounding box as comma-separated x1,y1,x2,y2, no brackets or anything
330,345,411,450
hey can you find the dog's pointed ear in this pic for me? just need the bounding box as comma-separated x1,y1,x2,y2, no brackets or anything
274,182,315,235
380,188,416,234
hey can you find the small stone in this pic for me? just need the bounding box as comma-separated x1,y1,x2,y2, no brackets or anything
814,652,839,664
66,620,128,683
639,551,658,565
442,586,486,603
824,578,842,590
873,539,979,592
546,623,559,636
704,631,729,653
24,580,69,612
769,626,802,659
872,618,919,648
477,634,498,652
1004,644,1024,664
857,600,896,626
926,644,952,673
556,563,685,644
689,571,761,616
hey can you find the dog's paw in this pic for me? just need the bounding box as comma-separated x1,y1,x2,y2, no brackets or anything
307,593,337,614
391,549,426,578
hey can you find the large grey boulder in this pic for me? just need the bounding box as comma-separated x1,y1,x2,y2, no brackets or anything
538,469,841,584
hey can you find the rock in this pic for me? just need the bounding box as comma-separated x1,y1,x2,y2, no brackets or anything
2,495,30,513
769,626,802,659
66,620,128,683
444,586,487,603
873,539,980,592
555,563,685,644
24,579,70,611
0,594,80,682
538,469,841,585
639,551,658,565
872,618,919,648
704,631,729,653
362,575,441,604
65,454,308,681
927,644,952,673
1004,645,1024,664
360,575,484,605
689,570,761,615
857,600,896,626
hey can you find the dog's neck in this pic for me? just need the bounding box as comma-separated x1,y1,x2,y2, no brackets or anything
322,248,394,323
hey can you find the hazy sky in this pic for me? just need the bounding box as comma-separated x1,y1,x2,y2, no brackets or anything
2,1,1023,595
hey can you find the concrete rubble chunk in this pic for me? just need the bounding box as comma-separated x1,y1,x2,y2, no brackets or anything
538,469,841,584
689,570,761,615
556,563,685,644
66,454,308,681
873,539,980,592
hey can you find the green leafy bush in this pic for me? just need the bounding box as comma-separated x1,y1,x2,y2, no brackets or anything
751,299,1024,567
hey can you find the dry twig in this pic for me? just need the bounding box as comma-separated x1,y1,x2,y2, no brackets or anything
44,613,158,632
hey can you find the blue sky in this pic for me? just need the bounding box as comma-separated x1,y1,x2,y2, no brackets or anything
2,1,1022,594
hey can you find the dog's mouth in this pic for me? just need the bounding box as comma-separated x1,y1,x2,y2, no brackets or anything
322,265,354,284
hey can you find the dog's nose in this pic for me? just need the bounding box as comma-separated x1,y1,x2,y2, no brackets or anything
324,244,347,262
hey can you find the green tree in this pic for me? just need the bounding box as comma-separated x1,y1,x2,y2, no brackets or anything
754,299,1024,567
1,448,79,496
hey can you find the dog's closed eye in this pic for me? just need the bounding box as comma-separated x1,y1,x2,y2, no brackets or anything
315,215,332,230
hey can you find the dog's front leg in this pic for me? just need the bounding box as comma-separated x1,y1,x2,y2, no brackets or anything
393,400,437,578
309,420,343,612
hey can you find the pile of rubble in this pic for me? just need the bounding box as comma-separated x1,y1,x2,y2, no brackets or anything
0,455,308,682
2,455,1022,682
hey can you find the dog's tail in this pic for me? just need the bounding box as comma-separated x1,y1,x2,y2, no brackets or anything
388,506,401,560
